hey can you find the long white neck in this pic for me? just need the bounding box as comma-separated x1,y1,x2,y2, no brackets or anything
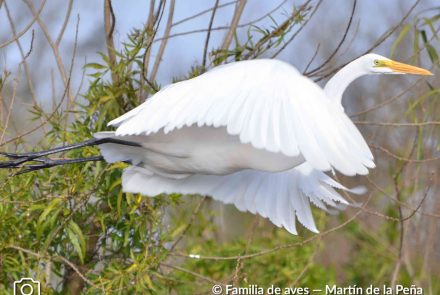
323,58,369,105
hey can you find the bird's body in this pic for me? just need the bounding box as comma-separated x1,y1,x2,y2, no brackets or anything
95,54,431,234
97,125,304,176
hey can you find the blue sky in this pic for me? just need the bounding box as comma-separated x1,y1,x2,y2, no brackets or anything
0,0,436,107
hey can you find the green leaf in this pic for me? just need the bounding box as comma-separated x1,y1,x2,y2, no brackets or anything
37,198,62,226
390,24,411,58
420,29,439,64
426,43,439,64
85,62,107,70
67,220,86,263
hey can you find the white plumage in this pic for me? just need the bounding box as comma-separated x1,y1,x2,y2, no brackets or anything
95,54,432,234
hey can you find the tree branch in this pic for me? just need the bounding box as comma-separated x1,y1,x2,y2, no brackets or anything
221,0,247,50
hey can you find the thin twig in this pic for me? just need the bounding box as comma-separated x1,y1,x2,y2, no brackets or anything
303,43,320,73
141,0,157,81
370,144,440,163
271,0,319,58
313,0,421,81
244,4,308,60
172,0,237,28
104,0,119,85
141,0,165,97
231,215,259,285
4,2,39,106
56,0,73,46
61,14,80,145
0,0,47,49
305,0,356,75
172,193,373,261
8,245,96,287
0,64,72,147
0,75,19,143
221,0,247,50
349,78,423,118
155,0,287,43
390,126,420,287
150,0,176,82
366,176,440,219
23,0,74,107
160,262,222,285
354,120,440,127
400,172,434,222
168,196,207,253
202,0,220,69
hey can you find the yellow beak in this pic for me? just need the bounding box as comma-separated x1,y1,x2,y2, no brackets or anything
384,60,433,75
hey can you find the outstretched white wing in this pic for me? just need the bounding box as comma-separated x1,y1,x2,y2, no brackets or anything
122,163,364,234
109,59,374,176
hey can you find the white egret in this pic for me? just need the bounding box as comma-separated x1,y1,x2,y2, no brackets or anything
2,53,432,234
92,53,432,234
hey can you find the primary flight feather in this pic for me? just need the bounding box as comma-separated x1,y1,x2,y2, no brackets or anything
95,53,432,234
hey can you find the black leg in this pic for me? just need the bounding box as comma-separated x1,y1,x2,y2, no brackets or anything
0,138,141,160
0,137,141,173
14,155,104,174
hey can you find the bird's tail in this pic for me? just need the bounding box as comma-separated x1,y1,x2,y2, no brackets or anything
93,131,145,165
121,163,365,235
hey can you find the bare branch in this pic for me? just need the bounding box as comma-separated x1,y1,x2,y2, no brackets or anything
370,144,440,163
272,0,320,58
140,0,166,99
150,0,176,82
245,1,312,60
313,0,421,81
156,1,287,43
0,0,46,49
23,0,73,105
160,262,223,285
349,77,424,118
8,245,96,288
168,196,207,253
4,2,39,107
221,0,247,50
354,121,440,127
305,0,356,76
0,69,73,147
56,0,73,46
202,0,220,69
303,43,320,73
172,0,237,27
0,72,18,143
366,176,440,219
142,0,157,80
172,193,373,261
104,0,119,85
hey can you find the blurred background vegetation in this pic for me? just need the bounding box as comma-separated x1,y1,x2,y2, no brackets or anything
0,0,439,294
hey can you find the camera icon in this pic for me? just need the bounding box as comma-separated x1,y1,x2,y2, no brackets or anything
13,278,40,295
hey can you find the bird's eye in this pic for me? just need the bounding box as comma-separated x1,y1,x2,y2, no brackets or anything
374,59,380,66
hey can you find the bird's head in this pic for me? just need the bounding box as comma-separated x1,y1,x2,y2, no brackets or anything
362,53,433,75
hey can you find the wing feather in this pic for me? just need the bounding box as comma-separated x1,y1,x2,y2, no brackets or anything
121,163,357,234
110,59,374,175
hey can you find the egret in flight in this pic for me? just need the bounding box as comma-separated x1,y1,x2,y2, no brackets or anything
1,54,432,234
